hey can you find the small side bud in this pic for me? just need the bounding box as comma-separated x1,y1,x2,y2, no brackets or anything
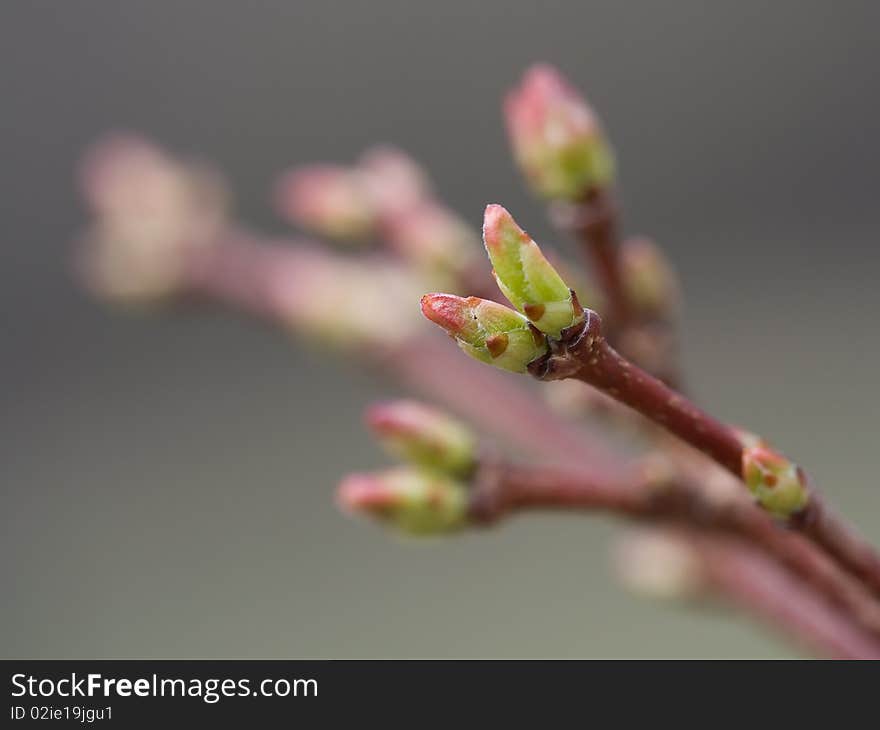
337,467,468,535
274,164,377,241
482,204,582,337
365,400,476,476
613,529,705,601
741,443,810,519
420,293,548,372
620,237,680,319
504,64,614,200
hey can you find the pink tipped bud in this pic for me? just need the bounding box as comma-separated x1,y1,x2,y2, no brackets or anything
274,164,377,241
336,467,468,535
365,400,476,476
420,293,547,373
483,204,582,337
504,64,614,200
741,442,809,518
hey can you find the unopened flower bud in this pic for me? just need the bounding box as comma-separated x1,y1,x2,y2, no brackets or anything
741,442,810,518
621,237,680,319
482,204,582,337
274,164,377,241
337,467,468,535
365,400,476,476
614,529,705,601
420,293,548,372
505,64,614,200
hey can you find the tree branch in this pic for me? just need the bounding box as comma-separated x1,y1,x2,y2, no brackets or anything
466,455,880,637
527,308,880,595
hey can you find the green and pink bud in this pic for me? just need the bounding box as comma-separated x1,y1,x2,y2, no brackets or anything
504,64,614,200
741,442,810,518
336,467,468,535
482,204,583,337
274,164,377,241
420,293,548,372
365,400,476,476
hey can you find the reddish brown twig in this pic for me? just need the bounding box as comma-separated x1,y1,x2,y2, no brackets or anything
529,310,742,473
527,307,880,595
467,456,880,637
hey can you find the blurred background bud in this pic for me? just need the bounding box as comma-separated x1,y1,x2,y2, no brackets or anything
742,444,809,518
77,133,229,302
337,467,468,535
420,293,548,372
274,164,377,241
382,201,480,285
613,529,705,601
365,400,476,476
272,248,423,349
483,204,581,336
541,379,621,420
505,64,614,200
359,145,431,218
620,237,680,319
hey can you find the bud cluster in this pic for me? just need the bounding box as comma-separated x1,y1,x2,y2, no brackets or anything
338,401,477,535
421,204,589,373
275,147,479,283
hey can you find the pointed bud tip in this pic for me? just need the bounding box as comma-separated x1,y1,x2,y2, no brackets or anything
336,468,468,535
419,293,470,335
336,473,397,516
482,203,526,253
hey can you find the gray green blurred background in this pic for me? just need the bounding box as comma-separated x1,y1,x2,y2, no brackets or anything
3,1,879,658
